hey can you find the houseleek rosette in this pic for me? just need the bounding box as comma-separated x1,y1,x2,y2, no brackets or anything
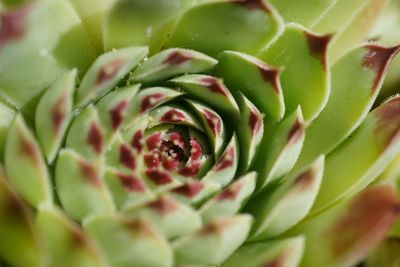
1,0,400,267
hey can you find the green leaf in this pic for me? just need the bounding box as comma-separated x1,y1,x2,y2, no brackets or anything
36,69,76,163
5,115,52,207
310,96,400,216
165,0,283,57
84,214,173,267
258,23,330,121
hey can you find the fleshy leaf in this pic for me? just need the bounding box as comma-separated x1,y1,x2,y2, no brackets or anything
131,48,218,83
202,135,239,187
84,214,173,267
5,115,52,207
294,44,400,171
104,167,154,210
0,99,15,157
310,96,400,216
246,156,324,241
128,195,202,238
0,0,96,111
170,179,221,207
200,172,256,224
165,0,283,57
170,74,240,121
365,238,400,267
75,47,148,108
0,169,44,267
173,214,253,265
36,205,107,267
104,0,194,52
258,23,330,121
56,149,115,221
36,69,76,163
251,107,305,191
214,50,284,122
221,236,304,267
293,184,400,267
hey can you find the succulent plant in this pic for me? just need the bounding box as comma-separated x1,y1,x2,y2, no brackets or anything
1,0,400,267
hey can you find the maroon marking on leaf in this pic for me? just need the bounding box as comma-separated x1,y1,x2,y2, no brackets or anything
144,152,161,168
117,173,145,192
249,106,262,135
329,185,400,258
261,254,286,267
200,77,229,96
232,0,272,13
190,138,203,161
287,118,304,143
171,180,204,198
109,100,129,130
146,169,173,185
217,179,244,201
6,194,26,218
257,64,282,94
214,146,235,171
304,31,331,68
131,130,144,153
119,144,136,170
124,218,156,236
201,218,232,235
373,96,400,148
178,162,201,177
294,170,314,189
203,109,222,135
146,132,162,150
163,50,193,65
87,122,103,154
140,93,165,113
160,109,188,123
96,59,126,85
147,196,178,214
19,132,40,163
0,3,32,50
70,229,87,247
52,94,68,134
79,161,102,187
363,45,400,92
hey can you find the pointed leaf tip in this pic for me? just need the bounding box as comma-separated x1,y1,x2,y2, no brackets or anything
304,31,331,67
362,45,400,92
232,0,272,13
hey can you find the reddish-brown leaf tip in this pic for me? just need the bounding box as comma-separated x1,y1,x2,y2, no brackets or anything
304,31,331,68
363,45,400,92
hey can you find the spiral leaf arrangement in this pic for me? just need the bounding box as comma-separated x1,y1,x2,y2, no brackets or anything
1,0,400,267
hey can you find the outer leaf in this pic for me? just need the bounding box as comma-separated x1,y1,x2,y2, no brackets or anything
5,115,52,207
104,0,194,52
310,96,400,216
165,0,283,57
258,23,330,121
294,45,400,171
56,149,115,221
0,169,44,267
313,0,390,62
268,0,336,27
0,0,96,110
36,206,107,267
84,214,173,267
221,236,304,267
0,99,15,157
173,215,253,265
292,185,400,267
